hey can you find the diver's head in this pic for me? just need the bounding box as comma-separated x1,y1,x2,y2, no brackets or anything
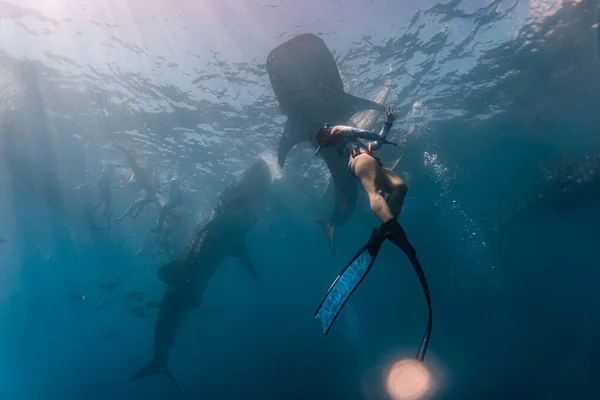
315,126,333,147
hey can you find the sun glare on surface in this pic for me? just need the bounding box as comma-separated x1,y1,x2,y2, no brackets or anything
529,0,580,19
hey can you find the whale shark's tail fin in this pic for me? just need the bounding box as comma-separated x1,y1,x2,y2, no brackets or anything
131,359,185,397
317,218,336,254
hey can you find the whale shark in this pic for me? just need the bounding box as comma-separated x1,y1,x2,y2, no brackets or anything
502,151,600,230
266,33,386,253
130,159,272,392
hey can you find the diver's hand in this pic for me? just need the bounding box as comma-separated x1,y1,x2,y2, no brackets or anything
385,107,396,125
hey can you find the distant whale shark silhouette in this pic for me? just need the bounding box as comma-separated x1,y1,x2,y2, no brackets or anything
266,33,386,253
502,151,600,230
130,159,272,394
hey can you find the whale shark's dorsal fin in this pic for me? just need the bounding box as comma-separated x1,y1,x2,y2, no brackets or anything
231,239,258,279
341,93,387,115
278,118,307,168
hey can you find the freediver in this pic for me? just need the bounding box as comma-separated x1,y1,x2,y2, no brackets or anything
150,177,183,257
152,177,183,235
114,145,158,221
314,107,433,361
315,107,407,229
90,161,113,229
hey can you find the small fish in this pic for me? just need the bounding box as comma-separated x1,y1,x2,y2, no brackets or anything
125,290,144,302
68,294,87,302
130,306,150,318
0,238,7,244
98,279,121,290
145,301,162,309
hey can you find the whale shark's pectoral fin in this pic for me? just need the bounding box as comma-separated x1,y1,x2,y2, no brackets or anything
342,93,387,114
231,240,258,279
158,260,190,286
278,118,307,168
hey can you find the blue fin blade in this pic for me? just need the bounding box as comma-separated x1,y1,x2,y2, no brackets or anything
314,243,379,334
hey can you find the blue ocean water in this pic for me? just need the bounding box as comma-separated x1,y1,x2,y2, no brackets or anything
0,0,599,399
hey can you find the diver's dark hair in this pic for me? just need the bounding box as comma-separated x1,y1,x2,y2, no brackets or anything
315,127,331,146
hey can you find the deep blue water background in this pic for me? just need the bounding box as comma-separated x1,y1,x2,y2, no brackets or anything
1,0,599,399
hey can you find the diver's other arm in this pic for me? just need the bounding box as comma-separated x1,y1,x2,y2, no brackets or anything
333,126,384,142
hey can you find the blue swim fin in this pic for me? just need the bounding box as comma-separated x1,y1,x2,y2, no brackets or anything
314,229,384,334
315,220,433,362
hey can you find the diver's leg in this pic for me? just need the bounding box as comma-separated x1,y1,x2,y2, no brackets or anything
132,194,158,219
381,167,408,218
351,158,414,254
115,203,134,221
102,208,112,227
378,172,415,257
153,203,170,232
103,196,113,227
115,197,145,221
121,173,135,188
351,154,394,223
131,197,151,219
104,196,112,216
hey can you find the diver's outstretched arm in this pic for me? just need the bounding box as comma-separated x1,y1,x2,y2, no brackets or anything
371,107,397,151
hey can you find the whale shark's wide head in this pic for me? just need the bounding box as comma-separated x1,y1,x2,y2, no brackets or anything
266,33,346,119
239,158,272,196
266,33,387,168
215,159,272,217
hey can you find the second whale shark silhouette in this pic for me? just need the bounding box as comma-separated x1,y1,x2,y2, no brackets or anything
500,151,600,232
266,33,386,253
130,159,272,394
